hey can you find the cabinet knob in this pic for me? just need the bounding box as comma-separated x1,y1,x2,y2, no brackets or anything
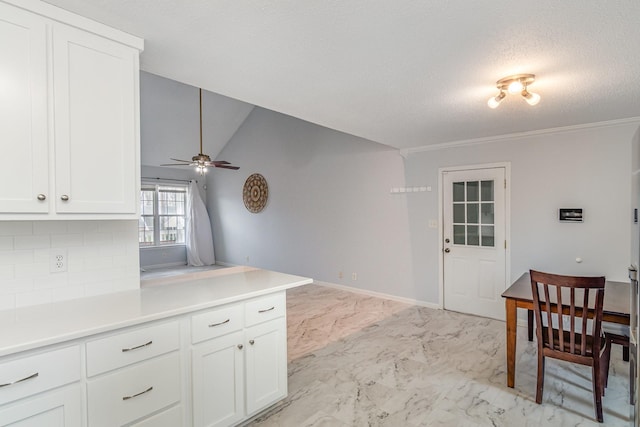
237,344,243,350
249,339,255,345
37,194,46,201
60,195,69,201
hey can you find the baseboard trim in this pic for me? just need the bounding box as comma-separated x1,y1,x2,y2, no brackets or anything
315,280,441,310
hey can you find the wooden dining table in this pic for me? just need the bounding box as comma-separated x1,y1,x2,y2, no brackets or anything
501,271,630,388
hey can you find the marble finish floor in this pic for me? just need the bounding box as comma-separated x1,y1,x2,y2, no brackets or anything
248,284,632,426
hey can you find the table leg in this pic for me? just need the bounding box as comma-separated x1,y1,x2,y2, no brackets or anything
506,298,517,388
527,309,533,341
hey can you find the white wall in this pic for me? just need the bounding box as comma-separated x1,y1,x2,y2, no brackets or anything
208,105,639,306
0,220,139,310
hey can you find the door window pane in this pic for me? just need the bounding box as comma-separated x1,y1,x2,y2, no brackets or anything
453,182,465,202
467,181,479,202
467,203,479,224
481,226,495,247
454,225,465,244
481,181,494,202
481,203,494,224
467,225,479,246
453,204,465,223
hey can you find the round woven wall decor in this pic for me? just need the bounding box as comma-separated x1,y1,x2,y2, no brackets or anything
243,173,269,213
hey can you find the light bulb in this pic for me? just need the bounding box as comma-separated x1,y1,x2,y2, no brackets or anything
487,91,506,109
521,90,540,106
508,80,523,94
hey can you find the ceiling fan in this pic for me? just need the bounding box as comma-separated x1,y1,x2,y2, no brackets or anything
161,88,240,175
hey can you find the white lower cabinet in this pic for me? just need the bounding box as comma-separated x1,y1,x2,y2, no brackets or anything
0,290,290,427
192,292,288,427
192,331,245,427
0,345,81,427
245,317,287,416
0,384,82,427
87,352,181,427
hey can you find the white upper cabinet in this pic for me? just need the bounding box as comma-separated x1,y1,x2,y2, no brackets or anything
0,0,143,220
0,3,49,213
53,24,138,214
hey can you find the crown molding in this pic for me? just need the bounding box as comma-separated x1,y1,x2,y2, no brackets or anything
400,116,640,156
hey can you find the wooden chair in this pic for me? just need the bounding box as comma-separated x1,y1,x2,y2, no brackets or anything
530,270,612,423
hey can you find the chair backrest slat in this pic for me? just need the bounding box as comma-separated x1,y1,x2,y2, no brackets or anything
569,287,575,354
556,285,564,351
581,288,589,355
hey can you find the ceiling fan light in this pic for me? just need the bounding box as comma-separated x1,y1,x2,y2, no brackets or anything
488,91,506,109
521,89,541,106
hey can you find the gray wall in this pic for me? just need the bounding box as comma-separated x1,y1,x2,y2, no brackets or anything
138,71,252,268
208,105,639,306
206,108,415,298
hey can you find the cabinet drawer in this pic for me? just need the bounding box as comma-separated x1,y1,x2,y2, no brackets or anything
86,320,180,377
245,292,286,327
192,303,243,344
0,346,80,406
87,352,181,427
130,404,182,427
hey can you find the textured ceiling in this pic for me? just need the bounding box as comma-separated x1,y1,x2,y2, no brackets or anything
43,0,640,150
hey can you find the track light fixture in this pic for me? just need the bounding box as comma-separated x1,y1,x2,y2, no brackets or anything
487,74,540,109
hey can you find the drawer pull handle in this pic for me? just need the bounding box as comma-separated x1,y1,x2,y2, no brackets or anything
122,386,153,401
208,318,230,328
121,340,153,352
258,306,275,313
0,372,39,388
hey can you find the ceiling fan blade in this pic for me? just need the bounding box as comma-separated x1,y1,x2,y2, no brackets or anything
211,160,230,165
215,164,240,170
169,158,191,163
160,163,193,166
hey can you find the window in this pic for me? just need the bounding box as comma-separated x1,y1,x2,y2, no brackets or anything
139,184,187,247
452,180,495,247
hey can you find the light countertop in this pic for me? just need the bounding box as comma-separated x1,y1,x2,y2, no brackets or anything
0,266,312,358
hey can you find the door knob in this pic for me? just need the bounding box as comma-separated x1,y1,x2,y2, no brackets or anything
37,194,46,201
237,344,243,350
445,238,450,243
60,195,69,201
444,248,450,253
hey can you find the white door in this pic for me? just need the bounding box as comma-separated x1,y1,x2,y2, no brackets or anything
0,4,49,213
52,23,138,214
442,167,507,320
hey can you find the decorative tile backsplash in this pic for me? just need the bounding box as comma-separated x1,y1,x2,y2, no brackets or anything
0,220,140,310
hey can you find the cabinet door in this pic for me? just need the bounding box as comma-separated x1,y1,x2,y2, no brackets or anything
0,3,49,213
245,317,287,416
0,384,82,427
192,331,244,427
52,23,138,214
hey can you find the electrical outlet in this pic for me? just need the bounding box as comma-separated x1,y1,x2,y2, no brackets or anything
352,272,357,281
50,250,67,273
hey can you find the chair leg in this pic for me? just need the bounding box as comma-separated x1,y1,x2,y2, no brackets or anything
602,337,612,391
536,352,545,404
593,359,604,423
